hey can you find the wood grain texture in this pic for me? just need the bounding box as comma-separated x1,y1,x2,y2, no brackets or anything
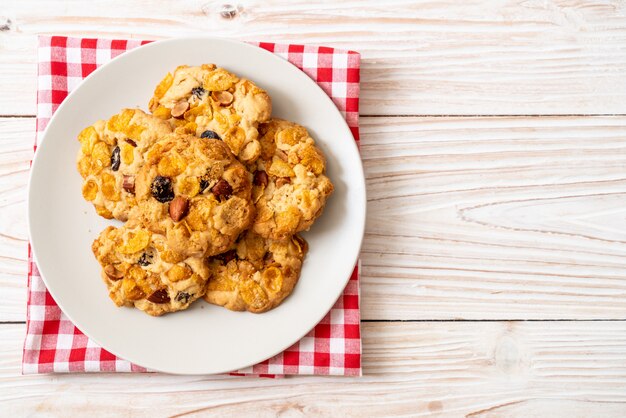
2,4,626,416
0,118,32,322
361,115,626,319
2,0,626,115
2,115,626,321
2,322,626,416
3,2,626,416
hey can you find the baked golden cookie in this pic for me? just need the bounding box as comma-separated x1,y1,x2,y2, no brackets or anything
92,224,209,316
76,108,172,221
250,119,334,240
149,64,272,163
204,232,308,313
132,133,255,258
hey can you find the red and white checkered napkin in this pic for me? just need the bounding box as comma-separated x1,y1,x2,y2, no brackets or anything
23,36,362,376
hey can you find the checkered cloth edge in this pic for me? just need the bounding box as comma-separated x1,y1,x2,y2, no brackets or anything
23,36,362,376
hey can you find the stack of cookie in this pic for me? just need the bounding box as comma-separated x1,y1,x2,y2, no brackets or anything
77,64,334,316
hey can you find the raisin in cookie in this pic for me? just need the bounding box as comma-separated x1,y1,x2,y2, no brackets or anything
92,224,209,316
250,119,334,240
132,133,255,258
77,108,172,221
149,64,271,163
204,232,308,313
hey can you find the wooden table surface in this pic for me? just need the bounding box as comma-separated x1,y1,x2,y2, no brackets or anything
2,1,626,416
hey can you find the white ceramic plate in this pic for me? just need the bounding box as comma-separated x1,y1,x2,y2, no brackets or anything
28,37,366,374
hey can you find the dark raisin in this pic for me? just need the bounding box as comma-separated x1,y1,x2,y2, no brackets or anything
201,130,221,140
147,289,170,304
191,87,206,98
211,179,232,201
199,176,210,193
110,146,121,171
125,138,137,147
213,249,238,264
151,176,174,203
138,252,153,266
253,170,269,187
175,291,192,303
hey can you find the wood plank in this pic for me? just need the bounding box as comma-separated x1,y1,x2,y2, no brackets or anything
0,118,32,322
2,321,626,416
2,0,626,115
361,115,626,319
3,115,626,320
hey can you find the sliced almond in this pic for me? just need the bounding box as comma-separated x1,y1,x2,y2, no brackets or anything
275,149,289,162
123,175,135,194
104,265,123,281
211,90,234,106
211,179,233,200
147,288,170,303
276,177,292,188
171,101,190,118
169,196,190,222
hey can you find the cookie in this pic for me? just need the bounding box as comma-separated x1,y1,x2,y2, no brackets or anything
204,232,308,313
250,119,334,240
132,133,255,258
149,64,272,163
76,108,172,221
92,224,209,316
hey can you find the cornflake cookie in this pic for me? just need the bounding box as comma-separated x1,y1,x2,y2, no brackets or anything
92,224,209,316
204,232,308,313
76,108,172,221
132,133,255,258
149,64,271,163
251,119,334,240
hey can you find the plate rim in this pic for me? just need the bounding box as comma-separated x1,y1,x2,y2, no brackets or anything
27,36,366,374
